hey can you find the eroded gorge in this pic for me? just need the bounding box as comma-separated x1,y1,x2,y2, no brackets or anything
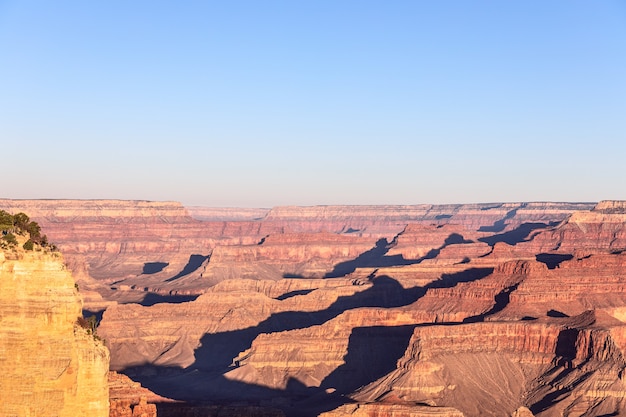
2,199,626,417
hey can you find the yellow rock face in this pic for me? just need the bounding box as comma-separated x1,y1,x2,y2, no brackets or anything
0,249,109,417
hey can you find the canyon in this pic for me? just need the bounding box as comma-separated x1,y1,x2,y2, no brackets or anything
2,199,626,416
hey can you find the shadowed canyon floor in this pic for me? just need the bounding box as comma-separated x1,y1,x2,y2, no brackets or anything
4,199,626,416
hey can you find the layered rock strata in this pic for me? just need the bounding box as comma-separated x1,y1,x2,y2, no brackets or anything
0,200,593,294
4,198,624,416
0,247,110,417
108,371,166,417
351,310,626,417
97,201,626,416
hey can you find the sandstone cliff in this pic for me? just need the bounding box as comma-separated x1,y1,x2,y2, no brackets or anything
0,246,109,417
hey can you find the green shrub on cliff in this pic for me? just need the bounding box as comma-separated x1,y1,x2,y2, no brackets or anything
12,212,30,230
76,314,102,341
2,232,18,247
0,209,54,251
0,210,13,232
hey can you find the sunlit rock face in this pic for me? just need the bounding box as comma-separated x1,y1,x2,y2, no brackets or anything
0,248,109,417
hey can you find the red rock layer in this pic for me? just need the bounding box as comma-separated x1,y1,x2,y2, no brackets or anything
6,199,625,416
0,199,592,306
108,371,165,417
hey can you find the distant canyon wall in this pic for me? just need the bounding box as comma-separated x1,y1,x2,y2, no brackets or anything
0,199,594,287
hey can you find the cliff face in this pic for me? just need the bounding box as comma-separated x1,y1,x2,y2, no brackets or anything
0,248,109,417
94,201,626,416
202,232,380,283
0,200,593,290
349,310,626,417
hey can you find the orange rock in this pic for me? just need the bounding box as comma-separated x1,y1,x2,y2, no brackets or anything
0,247,109,417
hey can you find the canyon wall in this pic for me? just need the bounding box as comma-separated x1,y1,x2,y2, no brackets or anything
96,201,626,416
4,198,625,417
0,246,110,417
0,200,593,292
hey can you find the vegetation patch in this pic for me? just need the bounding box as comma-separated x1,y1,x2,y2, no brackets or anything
0,210,56,251
76,314,102,341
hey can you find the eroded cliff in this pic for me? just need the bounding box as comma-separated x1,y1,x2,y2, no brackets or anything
0,245,110,417
4,198,625,417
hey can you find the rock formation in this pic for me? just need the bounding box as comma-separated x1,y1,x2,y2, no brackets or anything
4,198,626,417
0,200,593,298
108,371,166,417
0,241,110,417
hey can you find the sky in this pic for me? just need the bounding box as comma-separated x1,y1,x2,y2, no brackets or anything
1,1,625,207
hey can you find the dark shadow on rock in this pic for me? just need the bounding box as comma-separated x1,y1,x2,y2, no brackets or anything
324,238,390,277
282,273,305,278
430,267,494,289
321,325,416,394
125,267,495,415
165,254,210,282
275,289,315,300
529,384,573,415
192,275,424,374
139,293,199,307
82,309,104,324
478,206,522,233
529,360,593,415
156,403,287,417
126,364,313,411
444,233,474,245
479,222,554,247
463,282,520,323
480,204,504,211
536,253,574,269
547,309,569,318
555,328,579,359
143,262,169,274
325,233,474,278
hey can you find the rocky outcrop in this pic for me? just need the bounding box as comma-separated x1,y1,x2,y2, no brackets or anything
108,371,167,417
318,403,465,417
99,276,377,371
203,233,379,282
0,246,110,417
263,203,593,236
508,200,626,256
351,311,626,417
495,253,626,320
0,200,272,298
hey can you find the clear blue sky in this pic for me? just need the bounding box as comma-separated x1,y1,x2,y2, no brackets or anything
1,1,625,207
